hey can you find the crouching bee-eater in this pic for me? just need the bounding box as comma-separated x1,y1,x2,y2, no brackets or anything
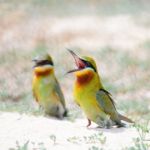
67,50,134,128
32,54,67,119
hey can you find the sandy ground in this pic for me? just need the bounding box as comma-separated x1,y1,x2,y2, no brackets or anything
0,112,148,150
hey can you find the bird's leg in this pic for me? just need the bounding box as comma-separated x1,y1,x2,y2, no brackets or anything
86,119,91,127
116,122,126,128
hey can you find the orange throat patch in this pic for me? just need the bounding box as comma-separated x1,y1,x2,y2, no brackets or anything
75,71,94,86
34,68,53,77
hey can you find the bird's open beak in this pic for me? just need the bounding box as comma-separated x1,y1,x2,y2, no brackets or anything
67,49,86,73
32,59,38,68
32,59,37,62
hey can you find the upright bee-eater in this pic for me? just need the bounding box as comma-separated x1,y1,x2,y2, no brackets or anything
67,50,133,128
32,53,67,119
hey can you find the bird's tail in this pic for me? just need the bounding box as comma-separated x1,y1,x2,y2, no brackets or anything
63,109,68,117
118,114,134,123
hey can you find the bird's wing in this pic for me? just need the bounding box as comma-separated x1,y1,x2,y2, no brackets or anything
96,89,134,124
96,89,117,115
32,87,39,103
54,78,66,108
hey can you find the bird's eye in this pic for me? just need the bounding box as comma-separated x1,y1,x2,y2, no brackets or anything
82,60,96,72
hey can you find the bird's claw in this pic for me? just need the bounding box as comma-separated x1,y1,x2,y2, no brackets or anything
86,119,91,127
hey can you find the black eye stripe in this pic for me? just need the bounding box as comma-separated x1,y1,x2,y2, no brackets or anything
36,60,53,67
82,60,96,72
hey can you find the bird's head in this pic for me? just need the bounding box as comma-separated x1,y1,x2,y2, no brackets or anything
67,49,98,75
32,53,54,76
68,50,97,77
67,49,102,87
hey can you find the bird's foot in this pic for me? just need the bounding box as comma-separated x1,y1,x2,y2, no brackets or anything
86,119,91,128
116,122,126,128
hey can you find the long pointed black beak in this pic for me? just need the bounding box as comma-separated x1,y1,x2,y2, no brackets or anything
32,58,38,68
67,49,79,58
67,49,86,73
67,49,81,65
32,59,37,62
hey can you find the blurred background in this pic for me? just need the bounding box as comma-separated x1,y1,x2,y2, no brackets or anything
0,0,149,123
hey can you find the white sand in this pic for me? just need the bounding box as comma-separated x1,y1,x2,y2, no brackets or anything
0,112,145,150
